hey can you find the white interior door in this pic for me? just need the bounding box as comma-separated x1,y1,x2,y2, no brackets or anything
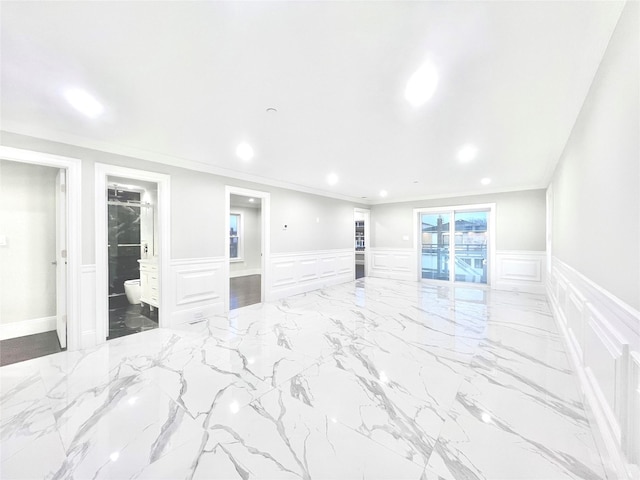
55,169,67,348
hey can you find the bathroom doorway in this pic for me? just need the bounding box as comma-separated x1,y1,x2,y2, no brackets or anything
354,208,370,280
106,177,158,339
0,147,81,365
95,164,170,343
225,186,270,311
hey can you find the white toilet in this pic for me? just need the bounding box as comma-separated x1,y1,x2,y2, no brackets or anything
124,279,141,305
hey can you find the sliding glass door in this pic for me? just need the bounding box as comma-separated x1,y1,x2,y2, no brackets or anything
420,207,490,285
420,213,451,280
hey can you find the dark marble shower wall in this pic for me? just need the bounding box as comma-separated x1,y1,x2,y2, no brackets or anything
108,189,141,295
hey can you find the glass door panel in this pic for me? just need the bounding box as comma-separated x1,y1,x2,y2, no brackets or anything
421,213,450,280
453,211,487,284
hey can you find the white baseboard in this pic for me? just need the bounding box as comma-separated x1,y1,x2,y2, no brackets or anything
267,249,353,301
170,303,225,326
230,268,261,278
547,256,640,479
0,316,56,340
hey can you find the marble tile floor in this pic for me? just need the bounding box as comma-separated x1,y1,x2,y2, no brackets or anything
0,278,613,479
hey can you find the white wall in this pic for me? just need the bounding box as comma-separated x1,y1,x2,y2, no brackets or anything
371,189,546,251
368,190,546,291
230,205,261,276
0,132,364,338
0,132,366,263
0,160,57,333
547,2,639,476
549,2,639,311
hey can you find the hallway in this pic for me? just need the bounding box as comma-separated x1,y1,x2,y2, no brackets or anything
0,278,610,479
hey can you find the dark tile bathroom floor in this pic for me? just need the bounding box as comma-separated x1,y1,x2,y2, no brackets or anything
0,331,63,367
108,302,158,340
230,274,261,310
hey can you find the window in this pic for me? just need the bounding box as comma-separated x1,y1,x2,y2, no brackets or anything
230,213,242,260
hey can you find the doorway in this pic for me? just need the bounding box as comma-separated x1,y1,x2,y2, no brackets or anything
106,177,159,339
354,208,370,280
0,147,81,365
225,186,270,311
416,204,495,285
95,164,170,343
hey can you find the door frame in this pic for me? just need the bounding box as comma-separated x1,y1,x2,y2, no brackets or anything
354,208,370,279
413,203,496,286
55,169,67,349
0,146,82,350
95,164,171,342
224,186,270,311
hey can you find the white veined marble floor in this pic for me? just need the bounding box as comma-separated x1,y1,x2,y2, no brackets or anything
1,278,612,479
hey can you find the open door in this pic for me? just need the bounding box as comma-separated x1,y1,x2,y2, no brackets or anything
55,169,67,349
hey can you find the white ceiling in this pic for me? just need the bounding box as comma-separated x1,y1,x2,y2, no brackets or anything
0,1,625,204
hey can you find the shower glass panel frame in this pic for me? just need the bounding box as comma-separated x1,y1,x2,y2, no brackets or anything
108,188,142,297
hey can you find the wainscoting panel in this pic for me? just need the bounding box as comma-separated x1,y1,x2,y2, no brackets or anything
547,257,640,479
80,264,98,349
267,249,353,300
169,258,226,326
494,251,545,294
368,248,416,281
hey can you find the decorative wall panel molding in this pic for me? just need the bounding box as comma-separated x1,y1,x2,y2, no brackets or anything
79,264,97,349
267,249,353,300
547,257,640,479
495,250,546,294
368,248,416,281
169,257,225,326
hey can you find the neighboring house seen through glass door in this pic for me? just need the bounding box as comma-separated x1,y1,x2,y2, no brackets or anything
420,209,489,284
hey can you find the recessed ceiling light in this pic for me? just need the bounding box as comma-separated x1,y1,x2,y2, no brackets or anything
327,173,339,186
458,144,478,163
380,190,388,197
481,177,491,185
405,61,438,107
236,142,254,161
248,198,255,203
64,88,104,118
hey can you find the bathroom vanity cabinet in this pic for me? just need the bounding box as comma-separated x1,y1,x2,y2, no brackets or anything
139,259,159,308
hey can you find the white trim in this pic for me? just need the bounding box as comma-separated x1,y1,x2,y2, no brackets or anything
95,164,171,343
413,203,496,287
368,248,417,281
494,250,546,294
0,316,56,341
167,257,226,326
2,124,366,205
225,186,270,312
230,268,262,279
0,146,82,351
267,248,353,300
547,256,640,479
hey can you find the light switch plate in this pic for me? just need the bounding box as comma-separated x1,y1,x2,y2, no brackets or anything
0,235,7,246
